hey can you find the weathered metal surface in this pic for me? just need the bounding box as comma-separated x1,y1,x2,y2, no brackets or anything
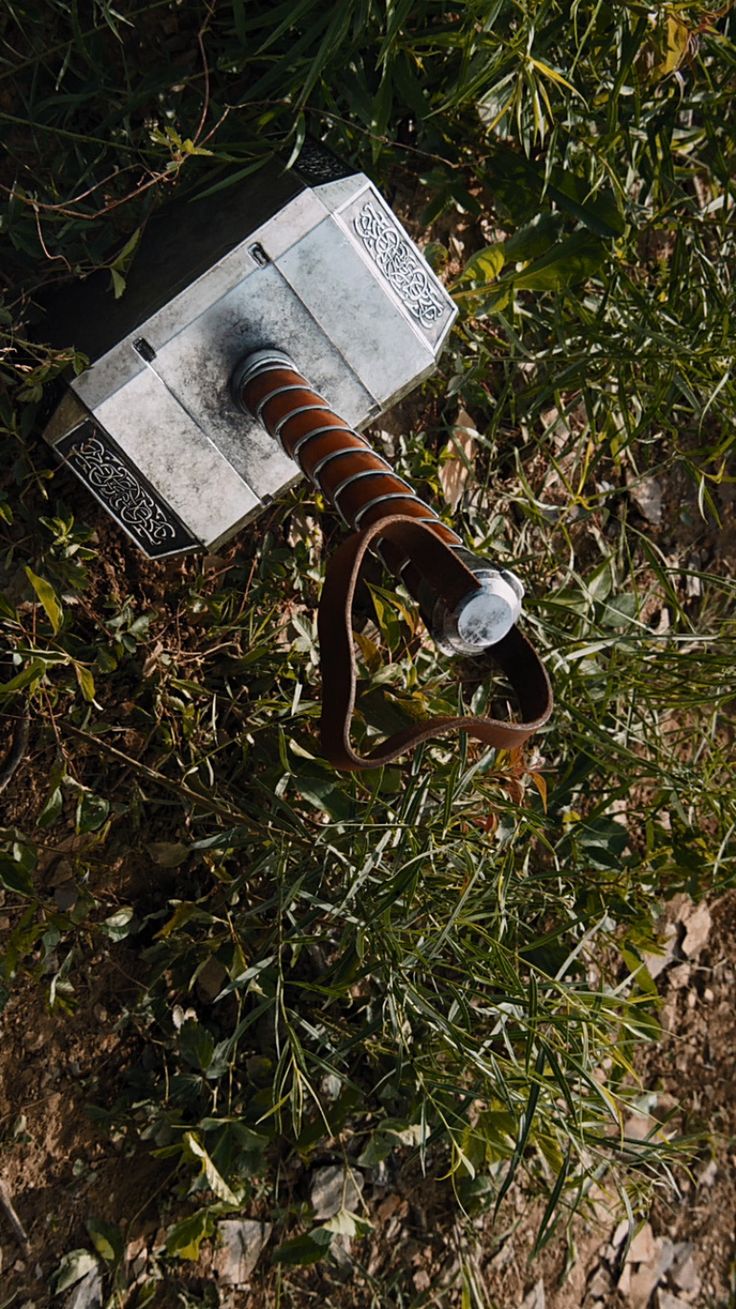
44,145,457,556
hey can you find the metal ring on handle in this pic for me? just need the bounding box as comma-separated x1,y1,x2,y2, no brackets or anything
235,356,462,549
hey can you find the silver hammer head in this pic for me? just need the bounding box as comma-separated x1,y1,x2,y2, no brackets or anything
43,145,457,559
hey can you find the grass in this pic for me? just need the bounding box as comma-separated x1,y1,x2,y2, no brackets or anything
1,1,735,1305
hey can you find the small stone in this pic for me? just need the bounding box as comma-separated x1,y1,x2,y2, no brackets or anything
25,1032,45,1053
310,1166,363,1220
670,1244,699,1295
626,1222,656,1265
0,916,10,931
413,1270,431,1292
586,1267,611,1298
612,1219,629,1247
703,988,714,1002
617,1264,631,1296
93,1004,108,1024
213,1219,272,1286
629,474,663,525
667,964,691,990
629,1260,667,1308
679,902,712,958
520,1278,545,1309
657,1293,691,1309
698,1160,717,1188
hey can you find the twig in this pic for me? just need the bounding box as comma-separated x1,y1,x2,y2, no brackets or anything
0,1177,31,1254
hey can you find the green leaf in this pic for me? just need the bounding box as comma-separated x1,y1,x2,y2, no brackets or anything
183,1132,240,1206
165,1208,215,1260
271,1232,329,1266
74,664,96,702
76,792,110,834
546,166,625,239
24,567,63,633
100,907,135,941
513,233,606,291
179,1019,215,1072
52,1249,99,1293
0,853,34,897
461,244,505,283
37,786,63,829
86,1218,123,1264
0,659,47,698
110,268,126,299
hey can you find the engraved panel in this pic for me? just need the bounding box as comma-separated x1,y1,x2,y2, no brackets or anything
56,421,197,558
353,201,447,330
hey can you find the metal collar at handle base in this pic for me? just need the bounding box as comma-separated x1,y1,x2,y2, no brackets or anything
318,514,553,771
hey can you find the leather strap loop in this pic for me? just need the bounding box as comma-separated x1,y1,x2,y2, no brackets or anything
318,514,553,771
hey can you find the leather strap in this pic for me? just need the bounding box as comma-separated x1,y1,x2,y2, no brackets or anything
318,514,553,771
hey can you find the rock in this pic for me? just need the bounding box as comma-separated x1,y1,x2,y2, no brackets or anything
612,1219,630,1247
626,1222,656,1265
213,1220,272,1286
629,1263,662,1308
413,1269,431,1292
697,1159,717,1188
629,474,663,525
667,964,691,990
65,1269,104,1309
670,1244,700,1295
310,1166,363,1220
657,1293,691,1309
617,1263,631,1296
520,1278,545,1309
586,1267,611,1298
642,924,678,979
679,902,712,958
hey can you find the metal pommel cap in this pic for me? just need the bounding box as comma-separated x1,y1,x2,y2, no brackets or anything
432,567,524,655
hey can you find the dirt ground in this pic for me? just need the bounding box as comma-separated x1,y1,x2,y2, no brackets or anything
0,886,733,1307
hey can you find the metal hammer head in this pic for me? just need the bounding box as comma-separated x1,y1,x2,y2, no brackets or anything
43,144,457,558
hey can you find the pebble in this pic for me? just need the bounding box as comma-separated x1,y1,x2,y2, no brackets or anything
626,1222,656,1265
520,1278,545,1309
213,1219,272,1286
679,902,712,958
310,1165,364,1220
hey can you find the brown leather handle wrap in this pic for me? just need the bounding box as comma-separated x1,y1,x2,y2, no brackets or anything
237,353,553,772
318,514,553,771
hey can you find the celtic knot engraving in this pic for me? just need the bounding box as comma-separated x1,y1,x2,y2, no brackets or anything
69,435,178,549
353,202,447,329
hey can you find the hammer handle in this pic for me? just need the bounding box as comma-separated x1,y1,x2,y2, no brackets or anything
238,357,462,592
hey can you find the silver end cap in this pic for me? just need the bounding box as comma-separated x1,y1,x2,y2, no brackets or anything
433,568,524,655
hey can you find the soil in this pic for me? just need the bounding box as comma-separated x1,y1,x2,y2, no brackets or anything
0,889,733,1307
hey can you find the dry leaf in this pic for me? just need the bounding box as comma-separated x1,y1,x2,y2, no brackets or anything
438,407,478,512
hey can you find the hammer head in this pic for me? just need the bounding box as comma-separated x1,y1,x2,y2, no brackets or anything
43,144,457,558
